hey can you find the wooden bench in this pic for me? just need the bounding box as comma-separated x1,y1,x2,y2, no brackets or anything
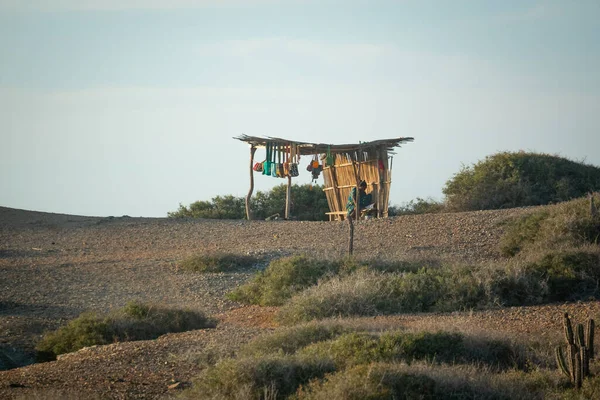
325,211,347,221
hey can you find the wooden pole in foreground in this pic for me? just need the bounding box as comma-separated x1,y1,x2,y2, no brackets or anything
285,175,292,219
348,216,354,255
348,145,362,256
245,145,257,220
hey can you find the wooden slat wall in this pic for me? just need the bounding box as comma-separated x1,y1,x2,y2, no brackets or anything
322,154,383,221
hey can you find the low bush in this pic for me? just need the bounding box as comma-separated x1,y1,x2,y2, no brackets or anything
276,270,405,324
500,211,550,257
227,255,341,306
522,248,600,302
276,267,499,324
389,197,446,216
500,194,600,257
298,331,520,370
181,354,335,400
548,370,600,399
295,364,438,400
227,255,435,307
178,252,262,273
296,363,561,400
36,301,214,360
277,253,600,324
240,322,348,357
35,312,111,359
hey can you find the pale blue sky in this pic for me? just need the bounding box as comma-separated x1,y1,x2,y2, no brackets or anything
1,0,599,217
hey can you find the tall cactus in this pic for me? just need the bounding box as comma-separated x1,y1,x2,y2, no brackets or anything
564,313,574,345
587,319,595,359
556,313,596,389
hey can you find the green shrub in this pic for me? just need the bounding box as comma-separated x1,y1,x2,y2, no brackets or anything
109,301,215,342
297,362,562,400
276,267,502,324
169,183,330,221
366,258,443,274
276,270,405,324
227,255,340,306
297,331,519,370
549,370,600,399
500,195,600,257
478,266,548,307
443,152,600,212
122,300,151,319
276,253,600,325
179,252,262,273
389,197,446,216
298,332,384,367
240,322,349,357
523,249,600,302
378,331,465,365
182,354,335,400
500,212,550,256
168,195,246,219
36,301,214,359
36,312,110,360
295,364,438,400
228,256,439,308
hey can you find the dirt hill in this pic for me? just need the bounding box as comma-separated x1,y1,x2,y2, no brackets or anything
2,205,597,399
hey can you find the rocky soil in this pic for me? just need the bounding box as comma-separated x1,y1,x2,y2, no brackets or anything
1,205,597,399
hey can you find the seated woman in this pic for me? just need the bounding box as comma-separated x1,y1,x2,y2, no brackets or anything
346,180,374,220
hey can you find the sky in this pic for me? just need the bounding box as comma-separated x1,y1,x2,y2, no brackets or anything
1,0,599,217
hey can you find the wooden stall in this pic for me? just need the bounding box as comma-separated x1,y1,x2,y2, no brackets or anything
234,135,414,221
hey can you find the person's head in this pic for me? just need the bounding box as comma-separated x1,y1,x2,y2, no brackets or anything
359,180,367,191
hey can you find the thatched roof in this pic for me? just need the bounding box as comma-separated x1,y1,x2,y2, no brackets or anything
234,135,414,155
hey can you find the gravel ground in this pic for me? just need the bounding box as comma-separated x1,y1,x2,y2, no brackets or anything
2,204,591,399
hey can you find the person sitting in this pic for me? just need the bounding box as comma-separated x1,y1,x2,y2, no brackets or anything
346,180,374,220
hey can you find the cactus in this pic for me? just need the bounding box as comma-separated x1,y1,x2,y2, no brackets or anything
575,354,582,389
556,313,596,389
556,346,570,378
564,313,574,345
576,323,585,347
581,346,589,378
568,344,577,381
587,319,595,359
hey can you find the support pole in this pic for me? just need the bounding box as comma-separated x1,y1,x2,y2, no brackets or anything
245,145,257,220
355,145,362,224
285,175,292,219
348,146,361,256
348,216,354,256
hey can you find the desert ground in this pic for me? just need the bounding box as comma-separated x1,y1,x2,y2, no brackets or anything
1,205,599,399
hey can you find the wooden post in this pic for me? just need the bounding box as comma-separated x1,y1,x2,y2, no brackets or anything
348,215,354,256
355,145,362,223
377,146,385,219
347,146,362,256
329,164,343,213
285,175,292,219
245,145,257,220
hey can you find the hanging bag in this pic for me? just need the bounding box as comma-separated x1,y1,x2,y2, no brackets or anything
272,144,279,177
263,142,272,176
310,154,322,181
278,144,284,177
311,155,320,170
283,143,290,177
326,145,334,167
290,163,299,177
289,143,299,177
